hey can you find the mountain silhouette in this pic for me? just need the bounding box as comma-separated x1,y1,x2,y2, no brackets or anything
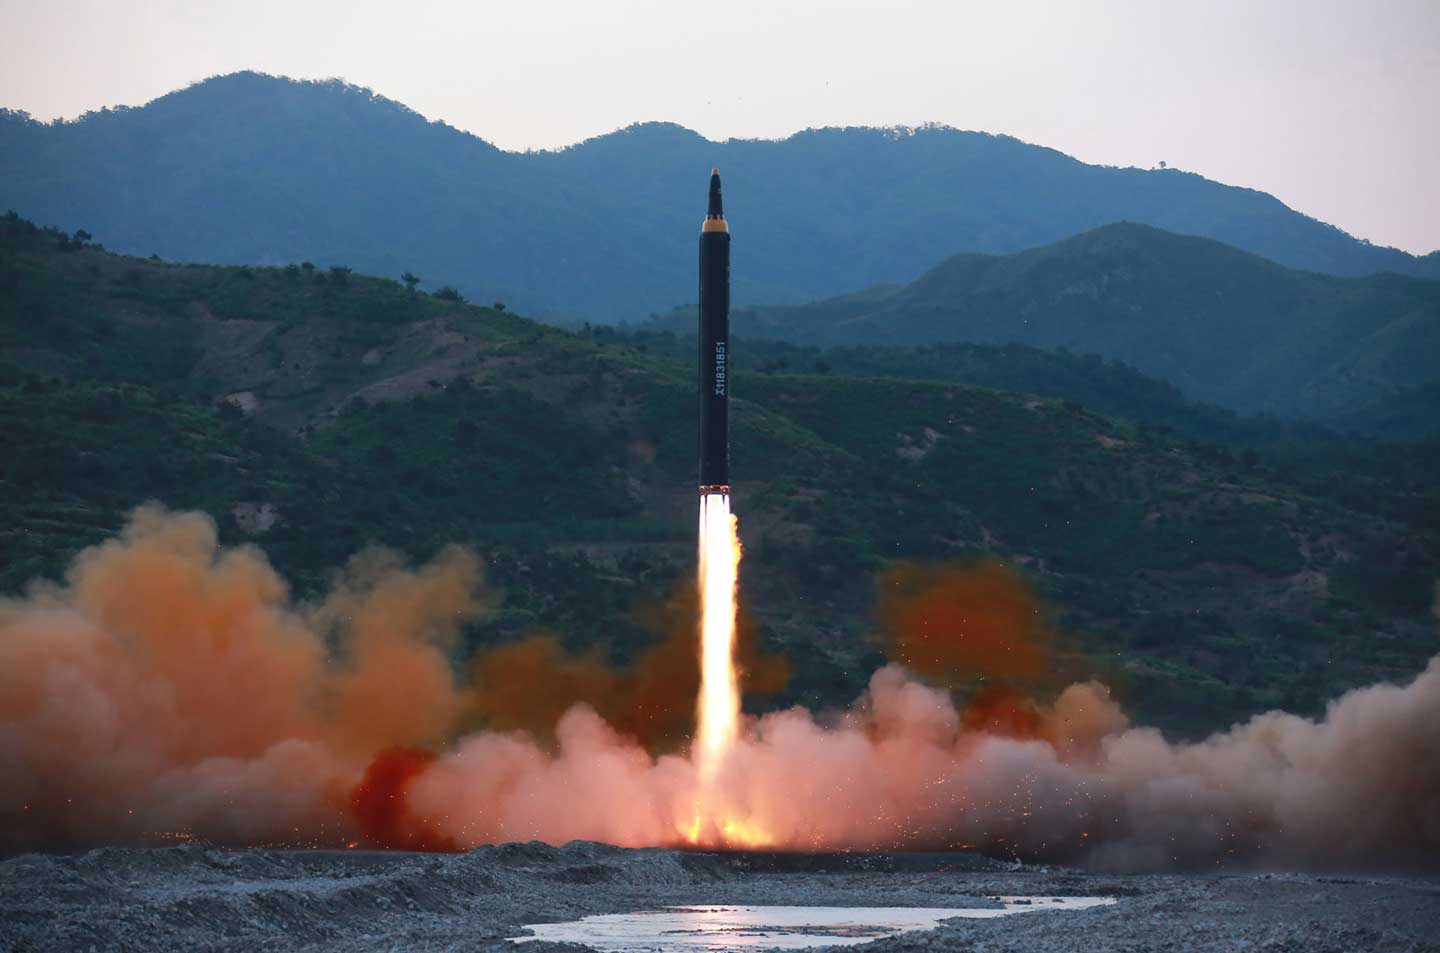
2,71,1436,323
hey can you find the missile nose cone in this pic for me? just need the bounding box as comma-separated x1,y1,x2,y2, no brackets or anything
706,168,725,220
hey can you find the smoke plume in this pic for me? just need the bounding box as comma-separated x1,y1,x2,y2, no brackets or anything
0,505,481,851
2,507,1438,870
468,587,788,751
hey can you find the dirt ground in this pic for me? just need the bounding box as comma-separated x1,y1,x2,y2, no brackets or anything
2,842,1437,952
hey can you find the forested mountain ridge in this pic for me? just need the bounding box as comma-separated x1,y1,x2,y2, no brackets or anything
643,223,1440,422
2,213,1436,738
2,71,1437,325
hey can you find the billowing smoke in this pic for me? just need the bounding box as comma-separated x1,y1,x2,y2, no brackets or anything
0,505,482,851
402,663,1440,870
2,507,1438,870
466,589,788,751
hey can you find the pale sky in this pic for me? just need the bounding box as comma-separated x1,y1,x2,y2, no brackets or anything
2,0,1437,254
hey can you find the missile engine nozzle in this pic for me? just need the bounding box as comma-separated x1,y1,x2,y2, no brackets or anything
698,168,730,494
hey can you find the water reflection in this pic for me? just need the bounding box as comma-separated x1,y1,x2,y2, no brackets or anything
510,897,1116,951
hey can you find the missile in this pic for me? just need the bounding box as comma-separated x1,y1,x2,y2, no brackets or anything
698,168,731,496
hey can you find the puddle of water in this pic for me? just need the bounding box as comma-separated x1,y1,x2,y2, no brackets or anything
509,897,1116,951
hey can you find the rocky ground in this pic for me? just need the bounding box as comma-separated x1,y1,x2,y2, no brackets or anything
1,842,1437,953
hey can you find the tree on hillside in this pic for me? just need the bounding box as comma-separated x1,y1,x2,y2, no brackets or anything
401,271,420,291
58,228,93,252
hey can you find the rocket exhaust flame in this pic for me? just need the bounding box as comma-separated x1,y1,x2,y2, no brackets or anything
688,489,772,849
695,492,741,782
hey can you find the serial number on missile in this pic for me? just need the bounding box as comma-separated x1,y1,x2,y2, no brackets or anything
714,342,727,396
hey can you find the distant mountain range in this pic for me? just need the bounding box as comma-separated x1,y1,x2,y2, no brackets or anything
2,71,1437,324
645,223,1440,421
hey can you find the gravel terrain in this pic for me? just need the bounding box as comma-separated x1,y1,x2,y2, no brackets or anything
2,842,1437,953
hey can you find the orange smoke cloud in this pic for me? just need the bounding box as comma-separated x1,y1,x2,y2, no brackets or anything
319,548,482,754
350,749,456,852
467,635,619,740
876,560,1054,688
0,505,480,851
4,508,1439,872
959,686,1045,739
468,584,788,751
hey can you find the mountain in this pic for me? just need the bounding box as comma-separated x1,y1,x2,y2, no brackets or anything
1324,381,1440,439
2,72,1437,325
644,223,1440,422
2,213,1437,737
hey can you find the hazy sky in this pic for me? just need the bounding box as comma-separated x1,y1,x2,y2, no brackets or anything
3,0,1437,253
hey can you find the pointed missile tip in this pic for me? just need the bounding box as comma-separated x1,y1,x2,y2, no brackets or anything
704,166,726,226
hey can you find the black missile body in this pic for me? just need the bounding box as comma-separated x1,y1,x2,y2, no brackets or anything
698,169,730,495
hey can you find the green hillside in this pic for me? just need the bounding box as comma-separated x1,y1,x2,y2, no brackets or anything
2,214,1436,737
644,223,1440,422
601,328,1325,446
3,72,1438,325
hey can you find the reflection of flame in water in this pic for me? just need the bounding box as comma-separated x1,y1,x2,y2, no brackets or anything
511,898,1120,951
689,492,768,847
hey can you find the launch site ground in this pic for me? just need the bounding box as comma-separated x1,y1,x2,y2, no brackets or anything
3,841,1438,952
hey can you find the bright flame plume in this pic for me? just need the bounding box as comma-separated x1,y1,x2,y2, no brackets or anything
695,492,741,782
